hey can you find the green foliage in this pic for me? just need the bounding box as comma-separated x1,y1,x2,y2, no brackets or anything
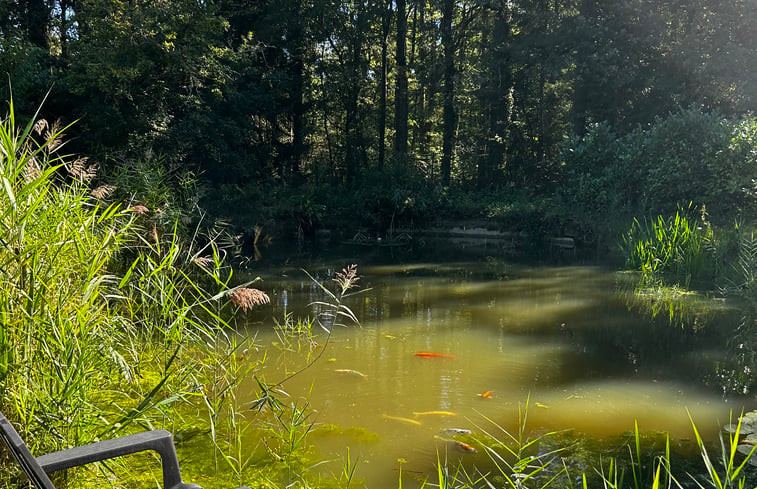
274,312,317,350
561,110,757,223
0,100,267,487
0,98,132,460
689,412,757,489
622,205,714,288
473,398,569,489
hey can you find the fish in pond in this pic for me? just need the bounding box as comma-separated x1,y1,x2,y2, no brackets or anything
413,410,457,417
382,414,422,426
441,428,472,435
333,368,367,378
415,352,457,359
454,441,477,453
478,391,493,398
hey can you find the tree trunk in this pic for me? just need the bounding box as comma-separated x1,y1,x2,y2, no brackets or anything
481,0,513,189
393,0,409,167
26,0,49,51
377,0,391,170
345,1,366,182
572,0,597,136
440,0,455,187
59,0,68,57
289,0,305,178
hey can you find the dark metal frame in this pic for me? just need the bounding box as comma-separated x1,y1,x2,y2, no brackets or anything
0,411,247,489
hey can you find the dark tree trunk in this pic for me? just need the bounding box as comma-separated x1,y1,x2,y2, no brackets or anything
377,0,391,170
345,1,366,182
572,0,597,136
59,0,68,57
289,0,305,177
26,0,49,50
440,0,455,187
393,0,409,167
481,0,513,189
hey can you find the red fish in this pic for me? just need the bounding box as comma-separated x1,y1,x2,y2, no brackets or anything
478,391,493,398
415,352,457,359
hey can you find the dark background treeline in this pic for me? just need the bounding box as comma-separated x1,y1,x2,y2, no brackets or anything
2,0,757,235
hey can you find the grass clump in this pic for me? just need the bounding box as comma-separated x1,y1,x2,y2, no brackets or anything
622,204,714,289
0,98,274,487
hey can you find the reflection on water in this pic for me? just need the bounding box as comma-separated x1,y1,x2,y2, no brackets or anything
237,249,756,487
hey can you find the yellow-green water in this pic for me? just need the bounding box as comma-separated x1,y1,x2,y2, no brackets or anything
237,253,753,487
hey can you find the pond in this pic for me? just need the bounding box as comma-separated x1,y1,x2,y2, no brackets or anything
237,241,756,487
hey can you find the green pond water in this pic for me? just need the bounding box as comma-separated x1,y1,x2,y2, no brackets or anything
234,242,757,487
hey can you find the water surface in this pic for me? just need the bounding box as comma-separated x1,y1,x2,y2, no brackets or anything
238,245,754,486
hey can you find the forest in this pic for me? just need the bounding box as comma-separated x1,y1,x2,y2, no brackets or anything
4,1,757,489
3,0,757,235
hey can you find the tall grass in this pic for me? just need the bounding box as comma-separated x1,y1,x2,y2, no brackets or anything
0,99,269,487
0,97,131,460
622,205,713,288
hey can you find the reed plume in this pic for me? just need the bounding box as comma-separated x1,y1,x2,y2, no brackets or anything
22,158,41,182
128,204,149,214
192,256,214,268
33,118,48,135
334,264,359,294
90,184,115,199
229,288,270,312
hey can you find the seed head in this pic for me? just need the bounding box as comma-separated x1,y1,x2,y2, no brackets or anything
334,264,359,294
91,184,116,199
128,205,149,214
192,256,214,268
229,288,270,312
22,158,41,183
33,119,48,136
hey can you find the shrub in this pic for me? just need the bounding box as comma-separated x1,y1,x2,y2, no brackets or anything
561,109,757,223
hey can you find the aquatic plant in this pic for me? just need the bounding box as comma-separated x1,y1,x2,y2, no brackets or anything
690,411,757,489
622,204,713,289
589,422,673,489
472,398,569,489
273,310,317,350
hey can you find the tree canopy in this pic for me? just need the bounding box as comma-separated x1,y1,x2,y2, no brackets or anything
2,0,756,226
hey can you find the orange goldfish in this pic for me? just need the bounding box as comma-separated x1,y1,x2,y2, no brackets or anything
454,441,477,453
415,352,457,359
478,391,493,398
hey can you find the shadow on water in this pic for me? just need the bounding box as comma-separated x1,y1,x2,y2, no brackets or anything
233,238,757,486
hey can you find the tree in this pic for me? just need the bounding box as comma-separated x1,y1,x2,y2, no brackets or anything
376,0,392,170
440,0,455,187
393,0,409,166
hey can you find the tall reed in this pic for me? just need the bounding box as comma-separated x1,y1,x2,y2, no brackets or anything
0,97,134,484
0,98,268,488
622,205,713,288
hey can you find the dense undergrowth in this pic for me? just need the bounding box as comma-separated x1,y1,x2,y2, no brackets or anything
205,109,757,261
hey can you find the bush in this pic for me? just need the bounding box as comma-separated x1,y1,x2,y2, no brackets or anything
560,109,757,222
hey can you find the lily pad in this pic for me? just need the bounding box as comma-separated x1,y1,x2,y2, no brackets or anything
743,410,757,421
740,444,757,467
738,444,755,456
724,424,741,434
